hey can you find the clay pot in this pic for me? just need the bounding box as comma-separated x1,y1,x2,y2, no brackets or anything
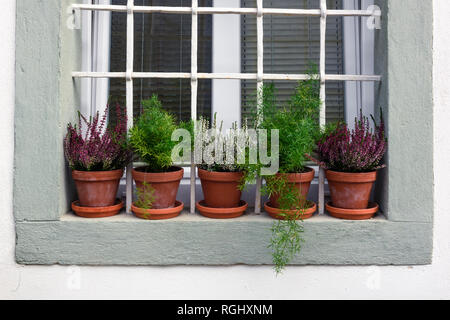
326,170,377,210
265,201,317,220
198,169,244,208
197,200,248,219
326,201,379,220
269,167,315,209
132,166,184,209
72,169,124,207
72,199,123,218
132,201,184,220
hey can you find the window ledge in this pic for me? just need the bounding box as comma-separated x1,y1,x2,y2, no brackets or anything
15,210,433,266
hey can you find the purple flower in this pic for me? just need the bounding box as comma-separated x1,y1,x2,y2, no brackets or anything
64,104,131,171
315,112,387,172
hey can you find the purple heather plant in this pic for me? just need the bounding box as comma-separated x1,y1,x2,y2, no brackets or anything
314,111,387,173
64,104,131,171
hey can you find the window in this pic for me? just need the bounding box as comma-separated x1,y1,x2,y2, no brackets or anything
80,0,212,122
241,0,345,123
76,0,380,214
82,0,375,123
14,0,434,266
109,0,213,122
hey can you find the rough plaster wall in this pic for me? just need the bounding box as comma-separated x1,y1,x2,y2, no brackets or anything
0,0,449,299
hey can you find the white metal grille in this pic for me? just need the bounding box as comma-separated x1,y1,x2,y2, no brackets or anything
72,0,382,215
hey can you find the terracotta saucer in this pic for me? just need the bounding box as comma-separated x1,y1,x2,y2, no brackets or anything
264,201,317,220
326,201,379,220
196,200,248,219
72,199,123,218
132,201,184,220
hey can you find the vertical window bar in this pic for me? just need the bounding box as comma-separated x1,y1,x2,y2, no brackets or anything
191,0,198,214
319,0,327,215
126,0,135,213
254,0,264,214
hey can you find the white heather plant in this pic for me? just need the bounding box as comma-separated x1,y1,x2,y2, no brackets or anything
196,114,254,173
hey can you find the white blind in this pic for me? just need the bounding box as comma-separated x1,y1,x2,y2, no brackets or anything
241,0,345,123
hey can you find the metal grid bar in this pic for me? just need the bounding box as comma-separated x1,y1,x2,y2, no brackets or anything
72,3,376,17
72,72,381,82
190,0,198,214
254,0,264,214
73,1,382,216
318,0,327,215
125,0,134,214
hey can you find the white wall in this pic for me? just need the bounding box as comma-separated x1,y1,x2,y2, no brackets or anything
1,0,449,300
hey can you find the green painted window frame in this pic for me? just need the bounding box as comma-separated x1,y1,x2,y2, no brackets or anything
14,0,433,266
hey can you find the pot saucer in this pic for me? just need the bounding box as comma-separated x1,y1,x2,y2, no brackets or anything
72,199,123,218
132,201,184,220
264,201,317,220
196,200,248,219
326,201,379,220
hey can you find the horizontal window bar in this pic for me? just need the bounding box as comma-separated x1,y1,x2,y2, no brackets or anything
72,71,382,82
71,4,376,17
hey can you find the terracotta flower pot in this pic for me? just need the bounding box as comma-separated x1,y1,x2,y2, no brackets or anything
72,169,124,207
198,169,244,208
132,166,184,209
269,167,315,209
132,201,184,220
72,199,123,218
265,201,317,220
326,201,379,220
326,170,377,209
196,200,248,219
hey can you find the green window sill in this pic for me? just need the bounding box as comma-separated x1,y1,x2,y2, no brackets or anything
16,210,432,265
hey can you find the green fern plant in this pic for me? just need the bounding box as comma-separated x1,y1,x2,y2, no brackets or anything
252,70,321,274
134,182,155,210
129,95,182,172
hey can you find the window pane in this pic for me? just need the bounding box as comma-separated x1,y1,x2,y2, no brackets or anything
109,0,212,122
241,0,345,124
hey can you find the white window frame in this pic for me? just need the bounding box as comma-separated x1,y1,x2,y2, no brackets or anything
72,0,382,216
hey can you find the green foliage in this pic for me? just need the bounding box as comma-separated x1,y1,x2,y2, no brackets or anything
265,174,310,275
258,81,321,174
270,217,305,274
134,182,155,210
265,175,306,210
129,95,180,172
250,69,321,274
